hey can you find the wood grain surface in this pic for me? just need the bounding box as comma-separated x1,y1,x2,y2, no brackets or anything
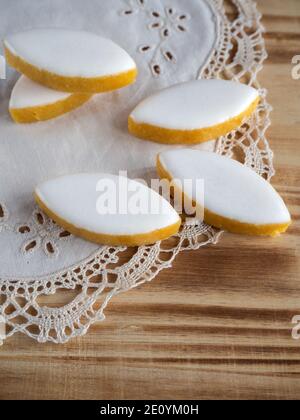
1,0,300,400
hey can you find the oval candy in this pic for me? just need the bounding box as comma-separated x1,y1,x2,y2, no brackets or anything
129,79,260,144
9,75,91,123
157,149,291,236
35,173,181,247
4,29,137,93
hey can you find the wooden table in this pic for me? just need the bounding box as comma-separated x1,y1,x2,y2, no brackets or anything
1,0,300,400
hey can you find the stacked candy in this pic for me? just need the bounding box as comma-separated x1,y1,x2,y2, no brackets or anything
4,28,137,123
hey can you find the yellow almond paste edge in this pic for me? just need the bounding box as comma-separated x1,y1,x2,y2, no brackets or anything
156,156,291,237
10,92,92,123
5,46,138,94
129,97,260,145
34,192,181,247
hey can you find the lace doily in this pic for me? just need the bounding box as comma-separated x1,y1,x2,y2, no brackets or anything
0,0,273,344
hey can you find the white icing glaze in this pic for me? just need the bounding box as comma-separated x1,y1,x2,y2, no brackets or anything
10,75,71,109
159,149,291,225
35,173,180,236
130,79,259,130
4,29,136,78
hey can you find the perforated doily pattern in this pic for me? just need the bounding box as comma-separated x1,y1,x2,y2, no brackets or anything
0,0,273,344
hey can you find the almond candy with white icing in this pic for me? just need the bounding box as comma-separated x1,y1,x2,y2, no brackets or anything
129,79,260,144
9,76,91,123
157,149,291,236
4,29,137,93
34,173,181,247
